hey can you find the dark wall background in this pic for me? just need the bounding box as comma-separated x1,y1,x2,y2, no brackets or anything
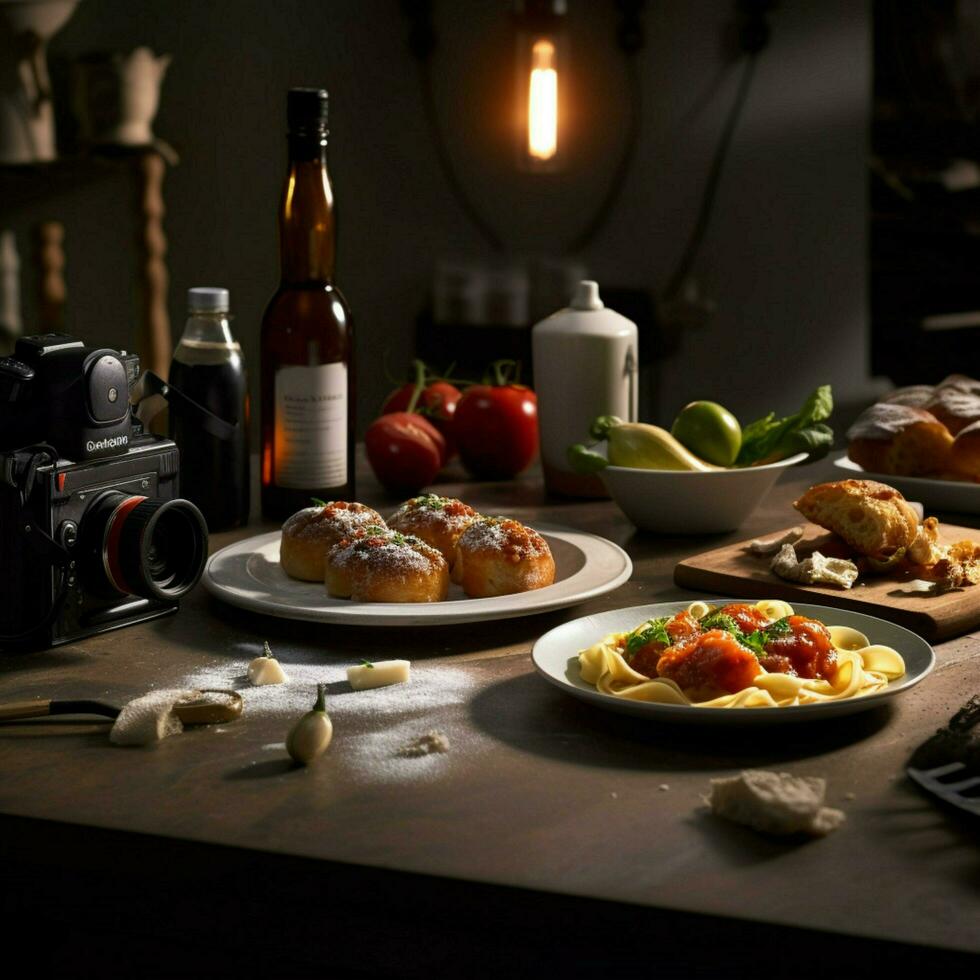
3,0,872,434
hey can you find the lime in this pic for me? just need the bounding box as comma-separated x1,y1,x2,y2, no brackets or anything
670,401,742,466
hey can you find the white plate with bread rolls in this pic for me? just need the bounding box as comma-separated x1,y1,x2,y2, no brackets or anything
833,456,980,514
841,375,980,512
203,522,632,626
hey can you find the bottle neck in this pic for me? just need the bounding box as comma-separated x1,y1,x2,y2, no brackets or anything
279,135,335,286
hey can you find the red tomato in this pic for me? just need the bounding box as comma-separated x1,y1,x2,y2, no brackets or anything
453,384,538,479
382,381,461,460
365,412,446,494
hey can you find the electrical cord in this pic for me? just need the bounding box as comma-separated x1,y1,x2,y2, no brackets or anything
566,52,643,253
404,0,645,256
662,51,758,301
414,53,506,253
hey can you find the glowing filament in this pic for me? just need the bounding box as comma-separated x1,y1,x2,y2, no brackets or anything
528,39,557,161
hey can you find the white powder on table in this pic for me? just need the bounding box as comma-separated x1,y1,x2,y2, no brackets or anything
180,654,485,783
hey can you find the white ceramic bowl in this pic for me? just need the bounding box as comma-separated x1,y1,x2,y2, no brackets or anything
600,452,808,533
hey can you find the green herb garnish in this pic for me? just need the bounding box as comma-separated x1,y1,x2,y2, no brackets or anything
361,659,375,669
698,612,743,636
698,612,792,658
624,617,672,660
311,497,329,507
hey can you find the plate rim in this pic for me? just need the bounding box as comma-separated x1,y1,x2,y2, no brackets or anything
833,454,980,495
531,598,936,724
203,522,633,626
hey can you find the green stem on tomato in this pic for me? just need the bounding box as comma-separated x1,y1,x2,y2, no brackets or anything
405,359,428,414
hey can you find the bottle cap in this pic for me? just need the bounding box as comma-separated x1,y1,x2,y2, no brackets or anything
570,280,604,311
287,88,329,135
187,287,229,313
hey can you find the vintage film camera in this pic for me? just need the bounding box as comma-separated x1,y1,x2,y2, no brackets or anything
0,334,208,648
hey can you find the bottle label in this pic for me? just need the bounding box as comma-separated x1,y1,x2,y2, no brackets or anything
274,363,347,488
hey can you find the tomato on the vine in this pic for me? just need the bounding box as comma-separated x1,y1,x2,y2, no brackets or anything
365,412,446,494
382,379,461,460
453,373,538,479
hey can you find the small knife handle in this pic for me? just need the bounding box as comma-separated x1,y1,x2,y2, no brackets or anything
0,700,52,721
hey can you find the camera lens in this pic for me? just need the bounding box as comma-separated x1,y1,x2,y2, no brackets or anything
87,492,208,601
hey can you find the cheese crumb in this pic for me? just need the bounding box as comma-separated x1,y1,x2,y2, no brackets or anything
707,770,846,837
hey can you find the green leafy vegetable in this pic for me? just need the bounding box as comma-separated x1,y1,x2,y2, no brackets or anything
736,385,834,466
311,497,328,507
361,659,375,669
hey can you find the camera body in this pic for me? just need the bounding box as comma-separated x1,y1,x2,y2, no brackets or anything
0,335,208,648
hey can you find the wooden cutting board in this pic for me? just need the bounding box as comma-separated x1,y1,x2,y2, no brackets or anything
674,523,980,642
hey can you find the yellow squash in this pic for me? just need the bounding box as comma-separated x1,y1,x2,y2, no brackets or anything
607,423,720,471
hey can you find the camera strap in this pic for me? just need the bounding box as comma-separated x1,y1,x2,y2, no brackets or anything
0,444,71,644
0,443,71,565
133,371,239,441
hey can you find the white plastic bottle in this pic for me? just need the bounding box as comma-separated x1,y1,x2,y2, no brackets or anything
532,280,638,497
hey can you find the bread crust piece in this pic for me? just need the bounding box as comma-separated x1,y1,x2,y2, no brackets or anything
280,502,386,581
948,419,980,480
387,494,480,565
452,517,556,598
325,528,449,602
793,479,920,559
846,403,953,476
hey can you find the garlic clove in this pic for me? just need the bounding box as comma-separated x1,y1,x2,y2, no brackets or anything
286,684,333,765
248,657,288,686
248,640,288,686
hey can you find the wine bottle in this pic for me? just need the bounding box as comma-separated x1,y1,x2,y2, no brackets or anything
260,87,354,520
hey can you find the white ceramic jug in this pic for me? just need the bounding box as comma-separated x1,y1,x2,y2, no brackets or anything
532,280,638,497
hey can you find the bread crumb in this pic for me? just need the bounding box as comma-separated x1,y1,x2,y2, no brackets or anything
844,792,856,801
398,729,450,758
707,770,846,837
659,783,670,792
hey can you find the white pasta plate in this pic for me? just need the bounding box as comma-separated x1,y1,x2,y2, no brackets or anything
203,524,632,626
833,455,980,514
531,600,935,724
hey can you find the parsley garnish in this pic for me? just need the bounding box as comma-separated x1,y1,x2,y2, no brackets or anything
697,611,792,658
624,617,672,660
361,659,374,669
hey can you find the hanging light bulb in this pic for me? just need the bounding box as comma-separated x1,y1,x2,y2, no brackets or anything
515,0,566,172
527,38,558,162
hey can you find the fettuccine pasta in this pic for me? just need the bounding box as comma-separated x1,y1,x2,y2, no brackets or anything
578,600,905,709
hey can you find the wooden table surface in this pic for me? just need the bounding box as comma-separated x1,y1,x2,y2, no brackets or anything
2,455,979,975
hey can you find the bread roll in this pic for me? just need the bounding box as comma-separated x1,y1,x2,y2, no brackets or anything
452,517,556,598
880,385,934,407
846,403,952,476
280,502,386,581
948,419,980,480
925,385,980,435
793,479,919,560
387,494,480,565
325,528,448,602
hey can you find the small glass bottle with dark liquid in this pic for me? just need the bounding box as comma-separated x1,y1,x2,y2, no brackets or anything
169,287,250,531
260,87,354,520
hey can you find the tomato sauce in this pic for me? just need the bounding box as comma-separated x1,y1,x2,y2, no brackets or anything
759,615,837,680
625,611,702,678
717,603,771,634
655,629,761,697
